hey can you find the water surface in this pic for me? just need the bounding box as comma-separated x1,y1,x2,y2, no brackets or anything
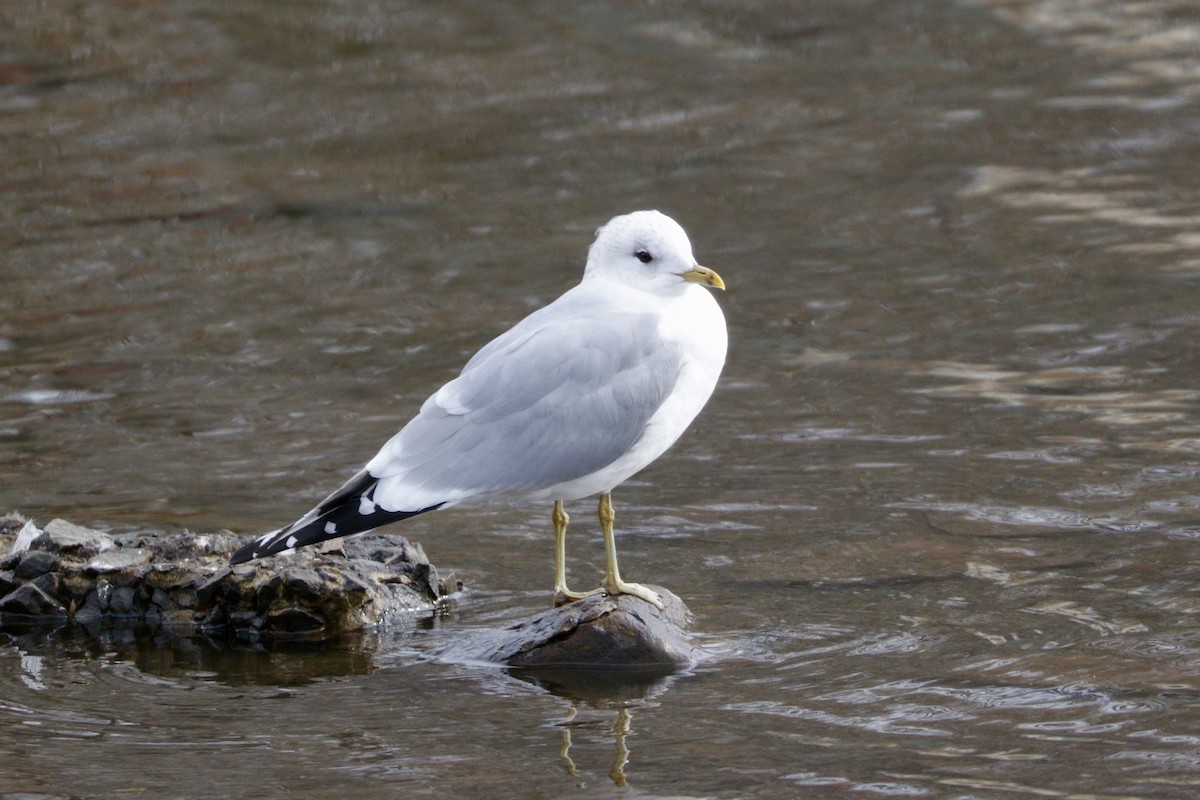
5,1,1200,797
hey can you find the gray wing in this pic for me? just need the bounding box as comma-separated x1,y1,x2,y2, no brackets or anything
366,298,683,510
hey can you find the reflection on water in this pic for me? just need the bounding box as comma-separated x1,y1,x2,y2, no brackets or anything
558,706,633,788
6,0,1200,797
5,624,383,687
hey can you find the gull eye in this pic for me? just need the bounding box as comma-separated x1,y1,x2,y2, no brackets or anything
635,249,653,264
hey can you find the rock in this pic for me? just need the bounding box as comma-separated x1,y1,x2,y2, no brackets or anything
0,583,66,618
86,548,150,574
35,519,114,557
0,512,698,673
264,607,327,634
195,536,441,639
31,571,61,598
0,511,29,537
0,515,443,640
14,550,58,580
108,585,139,616
73,589,103,627
437,586,696,670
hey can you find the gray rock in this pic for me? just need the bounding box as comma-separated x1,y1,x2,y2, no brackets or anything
108,585,139,616
438,586,696,669
264,607,327,634
0,583,66,618
0,513,699,674
36,519,114,557
95,579,113,612
73,590,103,627
0,515,443,639
0,511,29,537
31,571,61,598
85,548,150,574
14,550,58,580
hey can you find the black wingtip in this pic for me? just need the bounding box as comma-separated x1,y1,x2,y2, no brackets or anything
229,501,444,566
229,541,258,565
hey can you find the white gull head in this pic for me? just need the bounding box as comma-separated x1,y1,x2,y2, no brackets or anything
583,210,723,295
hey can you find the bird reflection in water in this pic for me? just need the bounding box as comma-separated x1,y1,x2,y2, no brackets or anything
557,705,633,787
515,665,680,788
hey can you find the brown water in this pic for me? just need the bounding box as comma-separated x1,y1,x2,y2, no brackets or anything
5,1,1200,797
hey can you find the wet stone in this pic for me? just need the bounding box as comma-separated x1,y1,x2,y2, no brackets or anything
437,586,697,670
14,550,58,580
265,607,327,634
0,514,443,640
283,568,324,602
108,585,138,616
0,583,67,618
0,512,694,666
31,572,61,598
0,511,27,537
35,519,114,557
0,570,16,597
86,548,150,574
73,591,102,627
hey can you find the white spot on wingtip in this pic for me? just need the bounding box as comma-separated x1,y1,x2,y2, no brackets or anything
324,521,337,535
285,535,298,548
359,496,377,515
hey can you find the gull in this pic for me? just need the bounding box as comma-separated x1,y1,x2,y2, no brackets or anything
230,210,727,608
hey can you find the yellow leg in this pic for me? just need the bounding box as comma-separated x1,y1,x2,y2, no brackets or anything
559,706,577,776
553,500,602,607
609,707,631,787
598,493,663,609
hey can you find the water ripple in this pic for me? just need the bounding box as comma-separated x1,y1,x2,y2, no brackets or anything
892,500,1161,535
2,389,115,405
723,700,954,737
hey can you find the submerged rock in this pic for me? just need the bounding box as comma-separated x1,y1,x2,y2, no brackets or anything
0,512,443,639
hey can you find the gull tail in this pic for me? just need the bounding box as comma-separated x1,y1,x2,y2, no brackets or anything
230,470,443,565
